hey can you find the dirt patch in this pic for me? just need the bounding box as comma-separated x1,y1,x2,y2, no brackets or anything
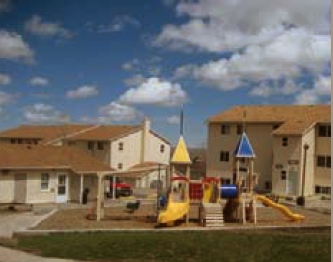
32,203,331,230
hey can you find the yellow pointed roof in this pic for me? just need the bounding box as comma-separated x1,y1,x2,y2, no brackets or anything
171,136,192,164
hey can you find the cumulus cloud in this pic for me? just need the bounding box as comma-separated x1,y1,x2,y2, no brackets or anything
0,30,34,62
24,15,72,38
0,73,11,85
29,76,49,86
124,74,147,87
249,80,301,97
175,28,330,91
294,76,331,104
66,85,99,99
0,90,15,105
97,15,140,33
24,103,70,123
119,77,187,107
155,0,330,52
166,115,180,125
98,101,143,122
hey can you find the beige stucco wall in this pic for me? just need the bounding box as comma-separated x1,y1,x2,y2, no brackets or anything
301,128,316,196
64,140,111,165
271,136,302,196
69,174,98,202
0,172,14,203
314,125,331,187
110,131,142,170
207,123,274,190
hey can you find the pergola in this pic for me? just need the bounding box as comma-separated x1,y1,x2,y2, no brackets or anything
94,162,170,221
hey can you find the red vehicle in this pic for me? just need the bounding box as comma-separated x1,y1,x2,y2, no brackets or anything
107,177,133,198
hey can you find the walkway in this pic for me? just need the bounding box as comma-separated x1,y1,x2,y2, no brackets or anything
0,246,82,262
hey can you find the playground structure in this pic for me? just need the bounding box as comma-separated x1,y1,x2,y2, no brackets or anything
157,131,305,227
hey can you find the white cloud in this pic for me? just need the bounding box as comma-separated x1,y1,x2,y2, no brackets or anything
124,74,147,87
98,101,143,122
0,30,34,62
166,115,180,125
155,0,330,52
24,15,72,38
294,76,331,104
176,28,330,91
0,90,14,105
122,58,140,71
66,85,99,99
0,0,11,13
249,80,301,98
0,73,11,85
29,76,49,86
24,103,70,123
119,77,187,107
97,15,140,33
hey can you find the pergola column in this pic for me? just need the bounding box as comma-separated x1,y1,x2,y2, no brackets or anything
79,174,84,204
96,173,105,221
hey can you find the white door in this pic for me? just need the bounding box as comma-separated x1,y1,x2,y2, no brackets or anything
56,174,68,203
287,171,298,196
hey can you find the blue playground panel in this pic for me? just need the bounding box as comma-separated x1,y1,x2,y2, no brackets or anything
220,185,238,199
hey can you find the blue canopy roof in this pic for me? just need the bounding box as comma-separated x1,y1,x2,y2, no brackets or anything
234,132,255,158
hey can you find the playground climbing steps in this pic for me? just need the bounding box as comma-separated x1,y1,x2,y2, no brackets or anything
200,203,224,227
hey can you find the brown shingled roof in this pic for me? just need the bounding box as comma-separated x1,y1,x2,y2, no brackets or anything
209,105,331,135
65,125,140,141
0,144,113,173
0,124,94,141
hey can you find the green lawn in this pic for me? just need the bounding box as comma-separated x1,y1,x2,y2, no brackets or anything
17,228,330,262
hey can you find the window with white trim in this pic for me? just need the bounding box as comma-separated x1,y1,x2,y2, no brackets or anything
41,173,50,191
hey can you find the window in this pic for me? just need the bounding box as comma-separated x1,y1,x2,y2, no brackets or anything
117,163,123,170
282,137,288,147
41,173,50,191
160,144,165,153
318,125,331,137
88,141,94,150
281,170,287,180
118,142,124,151
317,155,331,168
221,178,231,185
265,181,271,190
10,138,15,144
97,142,104,150
221,124,230,135
17,139,22,144
220,151,229,162
236,124,243,135
68,141,76,146
315,185,331,195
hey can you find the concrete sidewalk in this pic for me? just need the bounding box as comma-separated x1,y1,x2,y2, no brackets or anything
0,246,82,262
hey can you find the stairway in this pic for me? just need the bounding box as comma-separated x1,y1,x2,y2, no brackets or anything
201,203,224,227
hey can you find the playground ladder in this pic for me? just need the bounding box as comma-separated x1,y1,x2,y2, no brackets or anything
201,203,224,227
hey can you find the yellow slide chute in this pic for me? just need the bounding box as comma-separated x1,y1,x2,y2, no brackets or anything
256,195,305,221
203,183,213,203
157,196,190,224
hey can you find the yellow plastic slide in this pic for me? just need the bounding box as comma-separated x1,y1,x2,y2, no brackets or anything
256,195,305,221
203,183,213,203
158,196,190,224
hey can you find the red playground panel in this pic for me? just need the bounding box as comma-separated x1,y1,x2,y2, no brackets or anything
189,182,203,200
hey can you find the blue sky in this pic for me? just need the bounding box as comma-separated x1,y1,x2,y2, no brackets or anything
0,0,331,147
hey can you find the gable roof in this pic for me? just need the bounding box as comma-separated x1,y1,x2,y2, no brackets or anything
0,144,113,173
171,136,192,164
208,105,331,135
0,124,141,143
64,125,140,141
234,132,255,158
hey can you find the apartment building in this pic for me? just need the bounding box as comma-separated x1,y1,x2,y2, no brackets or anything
0,118,170,189
207,105,331,196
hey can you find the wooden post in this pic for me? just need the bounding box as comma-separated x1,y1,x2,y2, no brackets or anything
185,165,190,225
79,174,84,204
249,159,253,194
96,173,102,221
253,197,257,224
112,175,116,200
236,159,240,184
